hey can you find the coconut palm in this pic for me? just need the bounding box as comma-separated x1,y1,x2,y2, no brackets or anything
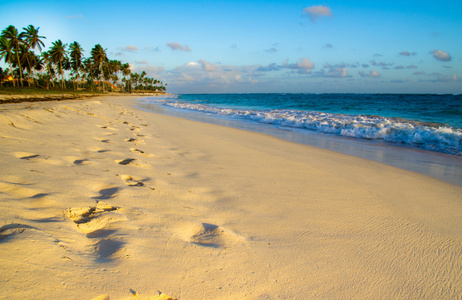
0,36,15,86
41,51,55,88
49,39,67,88
69,41,84,89
90,44,107,91
120,63,131,92
1,25,25,86
22,25,45,54
19,44,38,86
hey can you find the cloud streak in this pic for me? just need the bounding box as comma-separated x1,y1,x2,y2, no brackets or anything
303,5,332,22
399,51,416,56
167,42,191,52
122,45,139,52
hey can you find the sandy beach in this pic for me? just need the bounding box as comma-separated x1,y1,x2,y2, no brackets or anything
0,96,461,299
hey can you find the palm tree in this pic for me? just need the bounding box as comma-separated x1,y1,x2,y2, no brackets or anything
1,25,25,86
90,44,107,91
19,44,38,86
22,25,45,54
121,63,131,92
0,36,15,86
69,41,84,89
49,39,67,88
23,25,45,86
41,51,55,88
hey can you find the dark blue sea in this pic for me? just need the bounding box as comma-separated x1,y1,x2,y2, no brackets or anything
137,93,462,185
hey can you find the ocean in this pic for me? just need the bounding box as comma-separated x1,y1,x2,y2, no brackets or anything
136,93,462,185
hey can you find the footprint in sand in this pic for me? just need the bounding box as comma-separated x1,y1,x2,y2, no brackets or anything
130,148,153,157
94,238,126,261
93,186,121,200
0,180,50,199
117,174,146,186
13,152,64,166
97,124,118,131
181,223,245,248
97,138,111,143
124,137,145,145
13,152,42,160
0,223,33,241
64,201,126,234
129,127,140,132
74,159,90,165
114,158,150,168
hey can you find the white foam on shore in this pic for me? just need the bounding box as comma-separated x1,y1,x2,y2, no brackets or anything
144,98,462,156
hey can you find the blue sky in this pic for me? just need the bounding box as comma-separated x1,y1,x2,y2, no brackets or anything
1,0,461,94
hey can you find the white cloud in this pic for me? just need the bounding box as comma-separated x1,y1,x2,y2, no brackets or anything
186,62,199,67
132,64,166,78
303,5,332,22
167,42,191,52
399,51,416,56
199,59,216,71
256,63,279,72
370,70,380,77
135,60,148,65
358,70,380,78
283,58,315,74
121,45,139,52
163,61,262,92
430,49,452,61
332,67,348,78
315,64,348,78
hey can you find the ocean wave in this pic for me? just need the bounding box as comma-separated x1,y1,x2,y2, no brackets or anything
147,98,462,155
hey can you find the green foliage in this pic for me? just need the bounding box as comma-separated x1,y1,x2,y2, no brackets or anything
0,24,167,93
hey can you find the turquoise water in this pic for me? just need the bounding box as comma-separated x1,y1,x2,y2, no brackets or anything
145,93,462,155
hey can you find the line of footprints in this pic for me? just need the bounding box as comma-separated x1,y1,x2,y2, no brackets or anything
66,117,155,245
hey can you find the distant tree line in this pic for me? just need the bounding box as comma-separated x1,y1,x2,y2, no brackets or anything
0,24,166,92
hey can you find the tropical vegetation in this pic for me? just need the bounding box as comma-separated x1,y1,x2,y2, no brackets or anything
0,24,166,93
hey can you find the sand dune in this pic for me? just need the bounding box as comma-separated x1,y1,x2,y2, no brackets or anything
0,96,461,299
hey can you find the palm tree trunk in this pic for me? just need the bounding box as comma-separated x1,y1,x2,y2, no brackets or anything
8,60,15,87
100,62,104,92
15,51,23,87
60,61,64,89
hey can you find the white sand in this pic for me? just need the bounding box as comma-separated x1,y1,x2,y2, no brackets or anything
0,96,461,299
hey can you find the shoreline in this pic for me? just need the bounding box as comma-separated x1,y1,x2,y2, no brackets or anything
136,100,462,186
1,96,461,299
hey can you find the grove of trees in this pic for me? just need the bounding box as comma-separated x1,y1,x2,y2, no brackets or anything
0,24,166,93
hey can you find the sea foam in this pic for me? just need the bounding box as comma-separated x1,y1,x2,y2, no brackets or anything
146,98,462,155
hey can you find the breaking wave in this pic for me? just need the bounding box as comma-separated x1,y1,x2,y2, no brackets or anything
146,98,462,155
